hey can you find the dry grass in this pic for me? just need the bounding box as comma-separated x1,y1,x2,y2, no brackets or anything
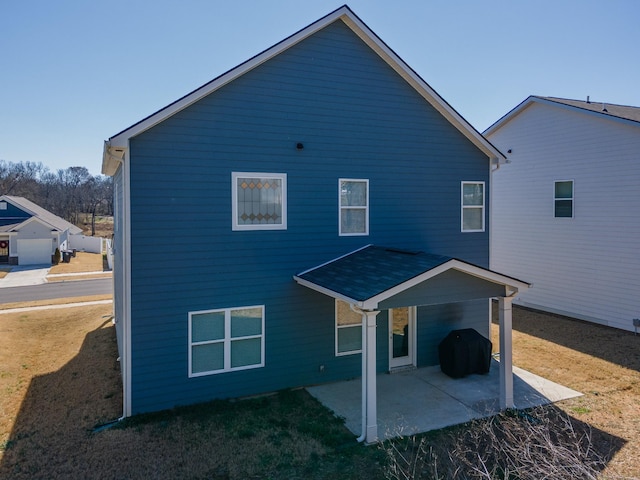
1,302,639,478
79,215,113,238
491,305,640,478
49,251,105,275
0,294,112,311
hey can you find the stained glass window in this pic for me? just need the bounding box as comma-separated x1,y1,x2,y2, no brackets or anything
232,173,287,230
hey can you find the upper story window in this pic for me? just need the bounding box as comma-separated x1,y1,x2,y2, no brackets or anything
0,202,6,210
461,181,485,232
554,180,574,218
339,179,369,236
232,172,287,230
189,305,265,377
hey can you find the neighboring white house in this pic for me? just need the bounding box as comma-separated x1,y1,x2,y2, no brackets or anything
485,96,640,332
0,195,83,265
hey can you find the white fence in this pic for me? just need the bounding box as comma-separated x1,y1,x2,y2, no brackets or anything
105,238,113,270
69,235,104,254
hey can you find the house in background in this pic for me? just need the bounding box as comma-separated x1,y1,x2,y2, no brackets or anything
486,96,640,332
102,6,529,443
0,195,82,265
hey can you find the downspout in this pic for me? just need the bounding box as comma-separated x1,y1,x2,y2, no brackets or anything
351,303,367,443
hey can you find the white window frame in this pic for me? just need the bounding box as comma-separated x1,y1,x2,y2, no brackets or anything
461,181,485,232
0,202,6,210
339,178,369,236
554,180,574,218
232,172,287,231
335,299,362,356
188,305,265,377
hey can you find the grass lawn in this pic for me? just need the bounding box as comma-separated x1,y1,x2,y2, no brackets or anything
0,303,638,478
49,251,107,275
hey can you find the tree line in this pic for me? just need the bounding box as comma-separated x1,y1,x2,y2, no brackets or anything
0,159,112,235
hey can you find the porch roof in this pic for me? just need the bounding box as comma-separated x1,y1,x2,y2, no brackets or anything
294,245,530,310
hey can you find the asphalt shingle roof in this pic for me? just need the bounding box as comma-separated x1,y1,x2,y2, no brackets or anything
539,96,640,124
296,246,453,301
0,196,82,234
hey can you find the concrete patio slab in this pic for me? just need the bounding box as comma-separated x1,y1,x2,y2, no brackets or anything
306,360,581,440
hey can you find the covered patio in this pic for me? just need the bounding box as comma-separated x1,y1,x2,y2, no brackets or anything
295,245,533,443
307,361,582,440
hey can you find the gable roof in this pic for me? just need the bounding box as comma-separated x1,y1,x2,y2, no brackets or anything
103,5,504,176
0,195,82,234
484,95,640,136
294,245,529,310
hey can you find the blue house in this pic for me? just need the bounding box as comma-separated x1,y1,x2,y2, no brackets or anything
0,195,82,265
102,6,528,443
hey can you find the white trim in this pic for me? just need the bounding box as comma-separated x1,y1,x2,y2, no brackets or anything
461,181,485,232
295,255,530,311
232,172,287,231
484,95,640,137
103,6,503,164
339,178,369,236
388,306,416,369
553,179,574,219
123,147,132,418
188,305,265,377
11,215,61,233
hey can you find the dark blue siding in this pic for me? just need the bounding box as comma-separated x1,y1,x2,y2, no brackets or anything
127,20,491,413
0,202,31,226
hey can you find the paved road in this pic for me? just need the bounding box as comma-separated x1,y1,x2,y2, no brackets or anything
0,278,112,304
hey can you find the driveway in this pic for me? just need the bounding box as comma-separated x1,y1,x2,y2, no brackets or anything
0,265,50,288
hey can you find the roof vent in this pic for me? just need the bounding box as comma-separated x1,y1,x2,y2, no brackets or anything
586,96,590,104
602,103,608,113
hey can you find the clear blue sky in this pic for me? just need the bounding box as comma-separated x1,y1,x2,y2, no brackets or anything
2,0,638,176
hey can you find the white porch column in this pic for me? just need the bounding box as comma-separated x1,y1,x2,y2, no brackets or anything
363,309,380,444
499,296,514,409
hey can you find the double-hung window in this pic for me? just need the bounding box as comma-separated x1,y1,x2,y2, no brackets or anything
461,181,485,232
335,300,362,355
339,179,369,235
554,180,574,218
189,306,265,377
232,172,287,230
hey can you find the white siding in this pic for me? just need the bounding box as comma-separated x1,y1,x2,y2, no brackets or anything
489,102,640,331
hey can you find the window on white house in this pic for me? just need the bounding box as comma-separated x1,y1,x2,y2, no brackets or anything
336,299,362,355
232,173,287,230
189,305,265,376
461,182,485,232
554,180,574,218
339,179,369,235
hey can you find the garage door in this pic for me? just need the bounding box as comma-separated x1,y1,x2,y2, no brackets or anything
17,239,52,265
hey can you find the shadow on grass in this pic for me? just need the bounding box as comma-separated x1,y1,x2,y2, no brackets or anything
0,319,122,479
494,303,640,373
0,320,384,479
383,404,626,480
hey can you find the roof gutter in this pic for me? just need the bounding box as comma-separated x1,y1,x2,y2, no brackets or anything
102,141,127,177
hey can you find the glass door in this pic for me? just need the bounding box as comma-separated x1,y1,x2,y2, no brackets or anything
389,307,415,369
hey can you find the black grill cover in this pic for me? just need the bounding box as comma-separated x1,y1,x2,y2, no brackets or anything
438,328,492,378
